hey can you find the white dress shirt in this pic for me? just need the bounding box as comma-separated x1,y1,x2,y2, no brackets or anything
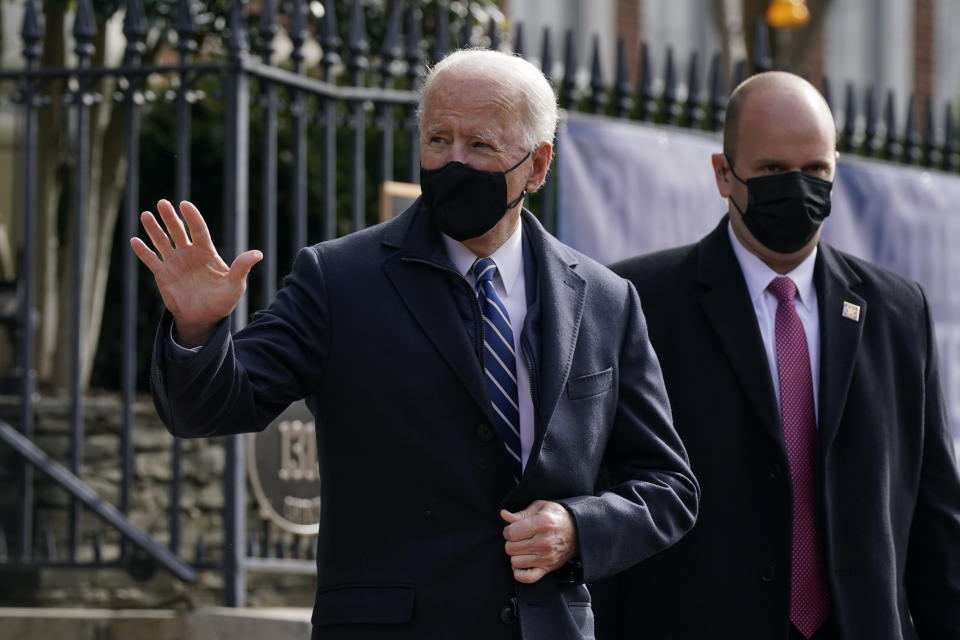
442,223,534,470
727,222,821,422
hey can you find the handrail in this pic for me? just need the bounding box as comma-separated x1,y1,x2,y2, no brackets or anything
0,420,196,582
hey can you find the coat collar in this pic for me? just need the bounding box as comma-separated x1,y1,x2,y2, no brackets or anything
813,244,865,455
520,209,585,432
697,216,783,446
380,200,493,421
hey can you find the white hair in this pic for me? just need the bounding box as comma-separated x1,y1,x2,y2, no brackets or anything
417,48,559,151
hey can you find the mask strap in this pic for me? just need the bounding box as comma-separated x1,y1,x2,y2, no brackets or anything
728,191,747,219
503,151,532,210
723,153,748,185
504,151,532,174
506,189,527,211
722,153,750,219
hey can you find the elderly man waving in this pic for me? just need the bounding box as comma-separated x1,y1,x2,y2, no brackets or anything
132,49,698,640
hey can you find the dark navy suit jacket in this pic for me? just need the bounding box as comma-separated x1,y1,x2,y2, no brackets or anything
150,201,698,640
602,217,960,640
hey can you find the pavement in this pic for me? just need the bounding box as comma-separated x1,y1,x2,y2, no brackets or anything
0,606,313,640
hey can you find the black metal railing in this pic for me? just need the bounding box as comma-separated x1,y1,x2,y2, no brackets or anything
0,0,957,608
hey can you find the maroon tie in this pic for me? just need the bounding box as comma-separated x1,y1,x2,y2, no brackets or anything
768,277,830,638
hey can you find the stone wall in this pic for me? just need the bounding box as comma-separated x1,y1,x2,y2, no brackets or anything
0,394,315,609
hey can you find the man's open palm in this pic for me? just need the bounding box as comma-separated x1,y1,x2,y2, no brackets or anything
130,199,262,347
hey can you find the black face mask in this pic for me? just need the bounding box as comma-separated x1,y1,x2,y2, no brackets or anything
420,153,530,241
726,156,833,254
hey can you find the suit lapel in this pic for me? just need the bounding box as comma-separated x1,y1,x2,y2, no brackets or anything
697,219,783,445
380,202,496,424
814,245,865,454
381,206,589,479
521,212,586,438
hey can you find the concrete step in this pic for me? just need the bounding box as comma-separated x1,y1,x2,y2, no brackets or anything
0,606,313,640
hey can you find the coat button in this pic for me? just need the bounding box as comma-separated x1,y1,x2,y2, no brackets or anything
476,423,495,442
560,559,583,585
760,565,776,582
499,598,518,625
769,463,782,480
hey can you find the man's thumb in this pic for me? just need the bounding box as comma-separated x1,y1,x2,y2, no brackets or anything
231,249,263,280
500,500,543,524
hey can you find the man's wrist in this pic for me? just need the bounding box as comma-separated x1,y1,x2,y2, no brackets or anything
173,320,217,348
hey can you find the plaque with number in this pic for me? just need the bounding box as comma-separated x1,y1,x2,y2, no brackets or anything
246,400,322,534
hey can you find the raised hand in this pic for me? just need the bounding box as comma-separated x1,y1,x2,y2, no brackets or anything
130,199,262,347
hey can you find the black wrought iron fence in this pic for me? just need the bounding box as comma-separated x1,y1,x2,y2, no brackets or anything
0,0,957,608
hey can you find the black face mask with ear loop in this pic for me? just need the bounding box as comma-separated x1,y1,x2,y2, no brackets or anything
420,152,531,242
725,154,833,254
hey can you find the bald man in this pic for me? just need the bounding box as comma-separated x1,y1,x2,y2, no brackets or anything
604,72,960,639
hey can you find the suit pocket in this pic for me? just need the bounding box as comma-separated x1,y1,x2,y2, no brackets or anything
563,584,594,637
566,368,614,400
312,583,415,626
567,601,594,637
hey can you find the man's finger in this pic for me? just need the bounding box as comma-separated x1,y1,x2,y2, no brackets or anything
509,553,541,569
504,536,543,557
130,237,162,272
500,509,520,524
512,567,547,584
140,211,173,259
500,500,546,536
503,517,540,542
503,500,546,522
179,200,214,247
230,249,263,282
157,199,191,249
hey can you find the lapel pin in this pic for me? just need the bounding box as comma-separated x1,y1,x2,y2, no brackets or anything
841,301,861,322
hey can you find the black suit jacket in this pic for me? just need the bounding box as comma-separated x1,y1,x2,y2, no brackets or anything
150,202,698,639
604,217,960,639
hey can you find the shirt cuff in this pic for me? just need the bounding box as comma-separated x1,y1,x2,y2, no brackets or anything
168,322,202,359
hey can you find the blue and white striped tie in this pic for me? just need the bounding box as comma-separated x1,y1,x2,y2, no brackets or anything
473,257,523,482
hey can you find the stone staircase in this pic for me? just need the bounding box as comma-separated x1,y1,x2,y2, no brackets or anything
0,607,313,640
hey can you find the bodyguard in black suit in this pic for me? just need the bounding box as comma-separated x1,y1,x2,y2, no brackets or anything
607,72,960,639
131,49,698,639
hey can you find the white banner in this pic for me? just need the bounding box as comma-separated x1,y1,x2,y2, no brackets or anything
557,111,960,454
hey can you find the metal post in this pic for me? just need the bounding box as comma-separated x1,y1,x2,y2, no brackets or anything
169,0,197,559
120,0,147,559
612,38,633,119
321,0,341,240
289,0,309,254
69,0,97,561
405,4,422,184
588,35,607,115
17,0,43,562
347,0,369,232
378,0,402,188
223,0,251,607
560,29,578,110
259,0,279,299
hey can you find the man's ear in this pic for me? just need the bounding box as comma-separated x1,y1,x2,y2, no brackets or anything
526,142,553,192
711,153,733,198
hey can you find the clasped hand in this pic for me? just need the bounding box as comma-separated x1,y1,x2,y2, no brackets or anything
501,500,578,584
130,200,262,347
